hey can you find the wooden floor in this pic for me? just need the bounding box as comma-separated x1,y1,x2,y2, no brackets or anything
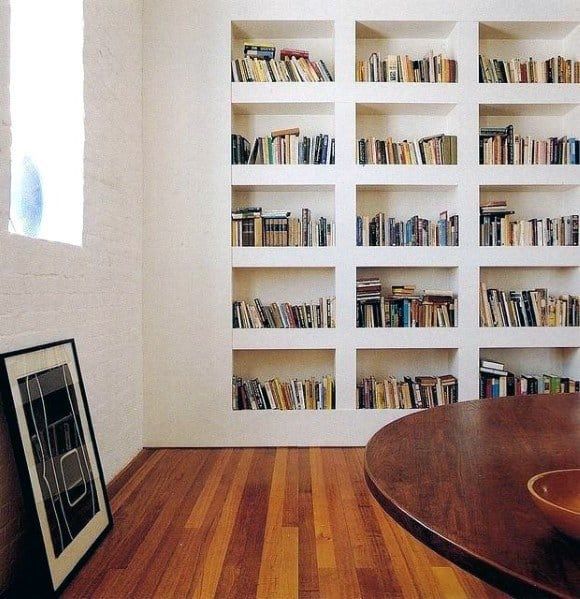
64,448,506,599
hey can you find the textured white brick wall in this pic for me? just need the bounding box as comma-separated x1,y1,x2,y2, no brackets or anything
0,0,143,592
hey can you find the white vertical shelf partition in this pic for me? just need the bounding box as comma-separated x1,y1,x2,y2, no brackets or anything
229,17,580,426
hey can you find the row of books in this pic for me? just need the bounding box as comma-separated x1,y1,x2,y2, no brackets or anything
356,212,459,247
232,297,336,329
480,202,579,246
356,280,457,328
356,52,457,83
480,284,579,328
358,135,457,165
357,374,458,409
233,43,333,83
232,129,335,165
231,207,334,247
231,57,333,83
479,55,580,84
479,126,579,165
479,360,579,399
232,375,335,410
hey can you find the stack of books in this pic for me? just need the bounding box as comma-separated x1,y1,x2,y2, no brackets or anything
480,283,579,327
356,51,457,82
479,359,579,398
358,135,457,165
232,128,335,165
479,55,580,83
231,43,333,82
357,374,458,409
232,375,335,410
357,281,457,328
479,126,579,164
480,201,579,246
231,207,335,247
232,297,335,329
356,212,459,246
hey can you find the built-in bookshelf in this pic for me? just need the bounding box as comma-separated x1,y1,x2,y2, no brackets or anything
228,17,580,431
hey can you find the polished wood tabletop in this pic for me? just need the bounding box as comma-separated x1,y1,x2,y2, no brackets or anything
365,394,580,598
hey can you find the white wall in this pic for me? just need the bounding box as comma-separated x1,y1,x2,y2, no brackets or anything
0,0,143,592
142,0,580,447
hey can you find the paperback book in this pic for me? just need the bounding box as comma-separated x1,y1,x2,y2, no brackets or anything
358,135,457,165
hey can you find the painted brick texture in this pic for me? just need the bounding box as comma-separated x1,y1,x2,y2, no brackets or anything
0,0,143,592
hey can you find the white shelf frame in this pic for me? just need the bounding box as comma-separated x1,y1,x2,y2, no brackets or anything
227,16,580,436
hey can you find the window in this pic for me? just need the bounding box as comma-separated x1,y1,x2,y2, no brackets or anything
10,0,84,245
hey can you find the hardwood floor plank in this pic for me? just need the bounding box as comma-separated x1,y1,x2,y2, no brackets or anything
320,449,363,599
214,448,276,598
297,448,320,599
189,449,254,599
155,450,245,599
56,448,508,599
432,566,469,599
257,448,294,598
184,448,234,529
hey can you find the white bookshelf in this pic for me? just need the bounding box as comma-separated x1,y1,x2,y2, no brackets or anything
227,17,579,432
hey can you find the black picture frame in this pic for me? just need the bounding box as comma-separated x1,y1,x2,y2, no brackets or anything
0,339,113,597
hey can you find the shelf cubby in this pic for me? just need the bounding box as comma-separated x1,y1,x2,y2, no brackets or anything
233,348,335,384
480,266,579,298
479,103,579,145
478,22,579,80
356,102,459,164
355,21,460,82
356,183,459,246
233,266,334,305
479,347,580,379
480,184,579,223
232,184,335,243
356,347,459,404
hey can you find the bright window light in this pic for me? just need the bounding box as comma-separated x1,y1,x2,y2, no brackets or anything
10,0,84,246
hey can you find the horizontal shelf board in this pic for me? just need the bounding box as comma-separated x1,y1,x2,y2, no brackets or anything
233,328,336,349
477,165,580,186
232,83,336,105
477,85,580,106
355,165,459,185
232,246,336,267
478,327,580,348
355,327,459,349
478,247,580,267
355,246,460,267
232,165,336,186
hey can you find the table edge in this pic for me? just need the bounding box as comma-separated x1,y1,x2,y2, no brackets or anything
364,418,576,599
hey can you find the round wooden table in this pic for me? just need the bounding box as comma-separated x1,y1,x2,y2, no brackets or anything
365,394,580,598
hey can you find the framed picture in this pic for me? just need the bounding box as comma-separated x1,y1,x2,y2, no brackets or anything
0,339,112,596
